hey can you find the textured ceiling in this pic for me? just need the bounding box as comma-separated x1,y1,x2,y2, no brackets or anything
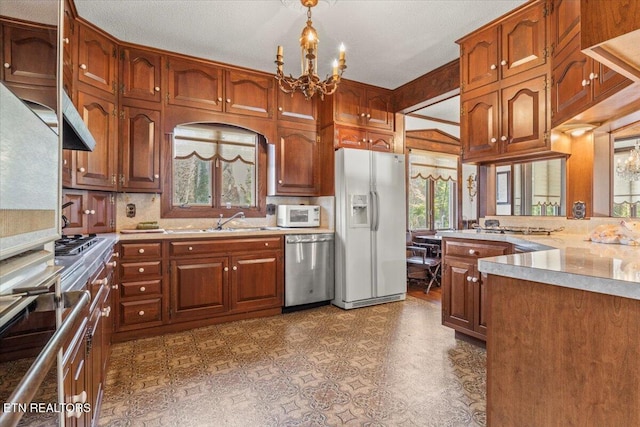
71,0,525,92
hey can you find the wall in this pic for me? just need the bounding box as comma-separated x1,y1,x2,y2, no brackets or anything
116,193,334,231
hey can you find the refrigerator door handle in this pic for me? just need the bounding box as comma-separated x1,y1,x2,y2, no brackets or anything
372,190,380,231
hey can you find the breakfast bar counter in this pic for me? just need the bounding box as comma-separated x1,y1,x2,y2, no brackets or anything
438,229,640,426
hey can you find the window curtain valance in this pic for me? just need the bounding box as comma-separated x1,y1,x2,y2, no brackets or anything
409,149,458,182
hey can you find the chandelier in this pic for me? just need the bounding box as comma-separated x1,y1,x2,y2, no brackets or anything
275,0,346,100
616,140,640,181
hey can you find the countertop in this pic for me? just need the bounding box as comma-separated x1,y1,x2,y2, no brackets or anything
114,227,334,241
437,230,640,301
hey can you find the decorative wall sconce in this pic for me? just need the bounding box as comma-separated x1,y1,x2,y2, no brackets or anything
467,173,477,202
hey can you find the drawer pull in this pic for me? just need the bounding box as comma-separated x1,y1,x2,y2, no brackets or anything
468,249,477,255
107,261,117,268
138,248,145,254
92,278,107,286
188,246,193,251
101,306,111,317
71,391,87,404
113,252,120,258
138,310,145,316
138,267,145,273
112,284,119,290
140,286,146,292
265,242,269,246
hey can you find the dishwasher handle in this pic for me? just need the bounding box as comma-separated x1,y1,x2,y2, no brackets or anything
286,234,334,244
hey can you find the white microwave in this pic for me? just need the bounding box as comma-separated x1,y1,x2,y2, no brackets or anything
277,205,320,227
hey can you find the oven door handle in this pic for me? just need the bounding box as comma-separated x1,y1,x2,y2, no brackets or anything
0,290,90,427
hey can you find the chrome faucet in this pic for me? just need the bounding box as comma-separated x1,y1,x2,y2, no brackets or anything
215,212,245,230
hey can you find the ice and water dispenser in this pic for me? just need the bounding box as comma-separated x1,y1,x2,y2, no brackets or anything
349,194,369,227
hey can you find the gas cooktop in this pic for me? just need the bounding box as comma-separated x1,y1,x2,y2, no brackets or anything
55,234,100,256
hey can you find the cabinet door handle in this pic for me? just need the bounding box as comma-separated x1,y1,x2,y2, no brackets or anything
490,64,497,70
471,277,478,283
217,97,223,102
84,209,91,214
500,136,507,142
224,267,229,272
138,310,145,316
101,306,111,317
138,248,145,254
589,72,598,80
71,391,87,404
278,179,283,184
80,63,87,70
467,276,473,282
500,60,507,66
360,113,366,117
90,209,95,215
139,286,146,292
154,86,160,92
113,252,120,258
232,266,237,271
154,174,160,179
138,267,145,273
581,79,590,87
226,98,231,103
63,37,69,44
366,113,371,119
278,107,283,111
78,167,86,173
490,137,497,143
111,284,119,290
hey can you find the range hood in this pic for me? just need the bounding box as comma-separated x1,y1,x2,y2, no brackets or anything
62,91,95,151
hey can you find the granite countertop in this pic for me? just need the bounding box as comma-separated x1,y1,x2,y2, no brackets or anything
437,229,640,301
113,227,334,241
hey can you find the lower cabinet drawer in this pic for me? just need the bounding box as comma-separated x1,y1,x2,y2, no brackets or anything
120,261,162,280
444,240,511,259
119,298,162,329
120,280,162,298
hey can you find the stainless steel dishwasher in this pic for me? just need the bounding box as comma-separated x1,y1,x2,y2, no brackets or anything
284,233,334,308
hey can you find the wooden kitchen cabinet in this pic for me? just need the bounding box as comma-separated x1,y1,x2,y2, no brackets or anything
269,127,320,196
551,34,630,127
165,56,224,111
460,0,547,94
230,252,282,312
77,23,117,96
321,80,393,131
441,238,512,340
115,241,166,333
168,237,283,318
62,0,76,98
0,19,57,110
170,257,228,321
62,189,115,234
72,90,118,190
334,125,394,152
277,89,317,123
120,47,162,103
224,69,274,118
62,317,90,427
119,104,162,192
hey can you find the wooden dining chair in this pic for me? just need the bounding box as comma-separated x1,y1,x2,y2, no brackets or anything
406,233,441,294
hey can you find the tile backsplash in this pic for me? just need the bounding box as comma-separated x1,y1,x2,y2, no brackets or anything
115,193,334,231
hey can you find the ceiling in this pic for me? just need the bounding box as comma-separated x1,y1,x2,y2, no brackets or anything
1,0,526,120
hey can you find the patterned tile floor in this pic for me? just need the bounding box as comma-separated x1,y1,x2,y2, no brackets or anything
99,296,486,426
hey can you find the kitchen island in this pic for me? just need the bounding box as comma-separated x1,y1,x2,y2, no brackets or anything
438,229,640,426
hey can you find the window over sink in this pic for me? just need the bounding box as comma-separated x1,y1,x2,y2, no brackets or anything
162,123,267,218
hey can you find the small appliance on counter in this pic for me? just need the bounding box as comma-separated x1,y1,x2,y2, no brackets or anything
277,205,320,228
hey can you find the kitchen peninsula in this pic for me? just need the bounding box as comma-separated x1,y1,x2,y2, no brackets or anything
438,228,640,426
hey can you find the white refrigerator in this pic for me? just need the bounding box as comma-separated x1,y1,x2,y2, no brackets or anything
333,148,407,309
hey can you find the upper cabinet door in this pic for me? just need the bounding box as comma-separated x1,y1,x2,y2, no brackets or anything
500,1,547,80
334,84,365,125
501,74,548,154
460,25,499,93
550,0,580,57
461,91,500,160
120,105,161,192
77,24,117,96
273,127,320,195
121,47,161,103
2,25,56,87
224,70,274,118
166,57,223,111
75,91,118,190
364,88,393,130
277,90,317,123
